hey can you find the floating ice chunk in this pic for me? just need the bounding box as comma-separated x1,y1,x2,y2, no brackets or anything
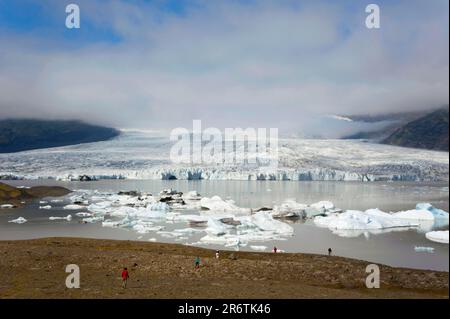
183,191,201,200
414,246,435,253
250,245,267,251
415,203,449,219
200,196,250,214
271,200,306,218
133,223,164,234
50,199,64,203
157,231,185,238
314,209,416,232
49,215,72,221
82,216,104,223
149,202,169,211
169,214,208,223
39,205,52,210
205,219,230,236
1,204,15,209
63,204,85,210
75,212,92,217
425,231,449,244
39,200,48,204
310,201,335,211
87,201,112,214
392,209,435,221
173,228,204,234
244,212,294,235
8,217,27,224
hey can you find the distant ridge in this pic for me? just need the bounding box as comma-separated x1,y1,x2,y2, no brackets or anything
382,108,449,151
0,119,120,153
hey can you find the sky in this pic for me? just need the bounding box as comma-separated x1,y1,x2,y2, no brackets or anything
0,0,448,135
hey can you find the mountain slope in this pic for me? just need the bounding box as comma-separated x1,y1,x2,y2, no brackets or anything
382,108,449,151
0,119,120,153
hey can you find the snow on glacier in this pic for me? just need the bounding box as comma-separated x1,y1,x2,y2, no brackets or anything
0,130,448,181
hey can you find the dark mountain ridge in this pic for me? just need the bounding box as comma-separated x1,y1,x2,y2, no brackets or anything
0,119,120,153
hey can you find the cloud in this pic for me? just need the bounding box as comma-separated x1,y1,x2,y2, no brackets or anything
0,0,448,135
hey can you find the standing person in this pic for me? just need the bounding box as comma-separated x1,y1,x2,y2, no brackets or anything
121,267,129,288
273,246,278,253
328,248,332,256
194,256,201,269
215,250,220,259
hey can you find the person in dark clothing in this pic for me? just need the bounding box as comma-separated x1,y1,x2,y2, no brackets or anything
328,248,332,256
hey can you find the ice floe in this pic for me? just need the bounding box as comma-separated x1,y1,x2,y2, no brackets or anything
39,205,52,210
8,217,27,224
414,246,435,253
425,231,449,244
49,215,72,221
1,204,15,209
63,204,86,210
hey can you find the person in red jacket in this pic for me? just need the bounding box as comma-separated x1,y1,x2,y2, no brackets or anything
121,267,129,289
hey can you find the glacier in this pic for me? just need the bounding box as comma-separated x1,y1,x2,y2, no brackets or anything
0,130,448,182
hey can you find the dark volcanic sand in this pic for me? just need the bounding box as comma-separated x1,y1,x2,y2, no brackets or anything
0,238,447,299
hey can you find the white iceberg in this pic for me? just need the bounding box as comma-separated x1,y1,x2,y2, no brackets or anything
8,217,27,224
49,215,72,221
250,245,267,251
271,199,306,218
314,209,417,235
425,231,449,244
1,204,15,209
200,196,251,214
414,246,435,253
75,212,92,217
63,204,85,210
39,205,52,210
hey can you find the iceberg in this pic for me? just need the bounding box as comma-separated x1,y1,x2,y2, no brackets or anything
314,209,417,235
8,217,27,224
49,215,72,221
200,196,251,214
271,200,307,218
1,204,15,209
425,231,449,244
75,212,92,217
250,245,267,251
39,205,52,210
414,246,435,253
63,204,86,210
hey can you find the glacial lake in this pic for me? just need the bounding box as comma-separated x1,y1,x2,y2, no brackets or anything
0,180,448,271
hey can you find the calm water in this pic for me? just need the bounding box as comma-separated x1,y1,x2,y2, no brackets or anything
0,180,448,271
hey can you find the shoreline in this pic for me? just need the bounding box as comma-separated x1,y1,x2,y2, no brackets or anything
0,237,448,299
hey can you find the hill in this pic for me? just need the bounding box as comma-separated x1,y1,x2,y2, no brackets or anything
382,108,449,151
0,119,119,153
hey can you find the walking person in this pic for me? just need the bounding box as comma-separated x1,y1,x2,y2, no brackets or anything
194,256,201,269
121,267,129,288
328,248,332,256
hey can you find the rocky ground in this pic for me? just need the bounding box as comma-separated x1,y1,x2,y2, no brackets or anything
0,238,447,299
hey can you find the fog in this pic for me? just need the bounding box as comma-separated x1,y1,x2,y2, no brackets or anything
0,0,448,137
